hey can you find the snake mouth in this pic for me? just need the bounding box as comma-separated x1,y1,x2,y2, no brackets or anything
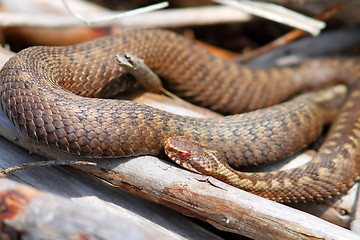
163,138,183,165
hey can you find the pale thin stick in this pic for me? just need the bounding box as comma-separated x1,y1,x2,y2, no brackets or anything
0,6,251,28
213,0,325,35
1,160,97,175
61,0,169,25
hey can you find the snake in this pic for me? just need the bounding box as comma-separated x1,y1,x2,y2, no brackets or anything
0,28,360,202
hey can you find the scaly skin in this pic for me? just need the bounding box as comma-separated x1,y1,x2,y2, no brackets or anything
0,29,359,202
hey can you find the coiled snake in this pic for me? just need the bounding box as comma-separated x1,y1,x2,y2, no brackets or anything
0,29,360,202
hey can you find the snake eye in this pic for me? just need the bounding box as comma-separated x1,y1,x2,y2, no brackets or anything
179,152,189,159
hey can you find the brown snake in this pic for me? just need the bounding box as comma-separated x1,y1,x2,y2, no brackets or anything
0,29,360,202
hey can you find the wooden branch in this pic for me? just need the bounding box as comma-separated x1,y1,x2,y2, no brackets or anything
0,177,193,240
1,0,110,15
212,0,325,35
76,157,360,239
236,2,343,63
244,26,360,66
61,0,169,26
0,6,251,28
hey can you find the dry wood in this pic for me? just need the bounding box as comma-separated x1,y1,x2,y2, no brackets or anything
0,177,194,240
245,26,360,67
1,0,109,15
266,0,360,25
77,157,360,239
61,0,169,26
212,0,325,35
0,5,251,28
236,2,343,63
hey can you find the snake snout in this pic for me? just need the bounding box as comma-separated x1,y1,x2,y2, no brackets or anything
164,137,191,159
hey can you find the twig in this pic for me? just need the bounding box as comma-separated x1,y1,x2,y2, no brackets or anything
236,2,344,63
212,0,325,35
0,160,96,175
61,0,169,26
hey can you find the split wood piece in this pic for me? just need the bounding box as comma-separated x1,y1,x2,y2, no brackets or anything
267,0,360,25
212,0,325,35
0,177,207,240
78,157,360,239
236,2,343,63
0,4,251,28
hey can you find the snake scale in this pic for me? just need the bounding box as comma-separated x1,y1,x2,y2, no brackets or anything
1,29,360,202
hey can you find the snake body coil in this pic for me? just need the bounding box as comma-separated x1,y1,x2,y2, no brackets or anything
0,29,360,202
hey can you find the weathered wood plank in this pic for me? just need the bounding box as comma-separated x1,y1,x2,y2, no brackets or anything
0,177,211,240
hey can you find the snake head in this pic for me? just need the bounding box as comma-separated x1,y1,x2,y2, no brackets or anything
164,136,224,174
164,136,201,173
